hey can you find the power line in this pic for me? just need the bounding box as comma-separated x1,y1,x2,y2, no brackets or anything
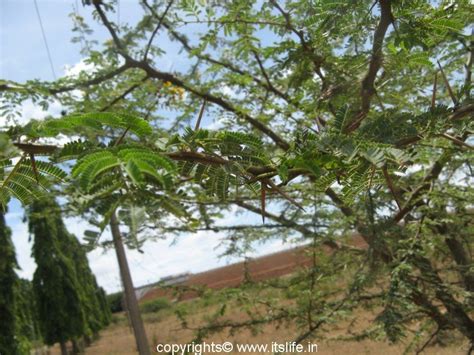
33,0,56,79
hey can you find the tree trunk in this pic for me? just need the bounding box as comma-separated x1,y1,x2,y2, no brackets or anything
110,211,150,355
72,338,84,354
60,341,68,355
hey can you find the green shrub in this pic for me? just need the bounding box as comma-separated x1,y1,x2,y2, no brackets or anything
106,292,123,313
140,298,171,314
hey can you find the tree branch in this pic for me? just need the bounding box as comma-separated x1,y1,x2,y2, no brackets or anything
143,0,174,61
141,0,300,110
345,0,393,132
235,200,341,250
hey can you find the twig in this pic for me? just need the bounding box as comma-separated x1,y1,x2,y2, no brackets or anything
143,0,174,61
114,127,130,146
100,76,148,112
440,133,474,150
29,153,39,183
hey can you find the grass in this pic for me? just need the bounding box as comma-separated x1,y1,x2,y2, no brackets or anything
48,273,470,354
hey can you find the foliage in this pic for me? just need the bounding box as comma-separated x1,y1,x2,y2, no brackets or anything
29,198,86,346
0,0,473,351
140,297,171,314
28,196,111,346
106,291,124,314
0,210,21,354
0,133,66,209
62,231,111,336
15,279,42,354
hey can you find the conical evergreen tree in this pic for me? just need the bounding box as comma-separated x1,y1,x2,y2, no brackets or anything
63,233,105,338
29,196,111,352
28,198,86,352
15,279,40,354
0,210,19,354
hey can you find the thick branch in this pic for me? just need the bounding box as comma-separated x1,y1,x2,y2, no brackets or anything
345,0,393,132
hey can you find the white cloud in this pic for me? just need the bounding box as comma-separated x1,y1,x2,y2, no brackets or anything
14,99,63,125
63,59,96,78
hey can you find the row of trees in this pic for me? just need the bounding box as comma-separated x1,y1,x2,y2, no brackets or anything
0,198,110,354
0,0,473,354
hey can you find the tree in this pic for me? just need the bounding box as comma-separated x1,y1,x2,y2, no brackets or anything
15,279,41,354
29,198,86,355
63,230,110,346
28,196,112,353
1,0,473,352
0,210,19,355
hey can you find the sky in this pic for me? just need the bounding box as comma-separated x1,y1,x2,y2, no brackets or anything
0,0,299,293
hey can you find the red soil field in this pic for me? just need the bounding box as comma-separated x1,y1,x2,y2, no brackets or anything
140,235,367,303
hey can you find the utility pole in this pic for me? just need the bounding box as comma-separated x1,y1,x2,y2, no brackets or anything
110,211,150,355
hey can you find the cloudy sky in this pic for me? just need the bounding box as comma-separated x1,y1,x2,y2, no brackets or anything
0,0,297,293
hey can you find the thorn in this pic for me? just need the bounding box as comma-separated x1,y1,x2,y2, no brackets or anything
29,153,40,183
194,100,206,131
431,71,438,110
437,60,458,106
260,183,266,224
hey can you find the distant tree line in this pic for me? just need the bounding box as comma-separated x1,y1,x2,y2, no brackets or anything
0,197,111,355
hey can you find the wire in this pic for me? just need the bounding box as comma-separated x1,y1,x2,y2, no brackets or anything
33,0,56,79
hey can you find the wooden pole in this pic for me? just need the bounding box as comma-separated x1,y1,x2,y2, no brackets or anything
110,211,150,355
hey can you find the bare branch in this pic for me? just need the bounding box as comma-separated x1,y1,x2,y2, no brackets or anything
93,1,132,61
439,133,474,150
0,64,130,95
143,0,174,61
100,76,148,112
95,2,290,149
141,0,299,110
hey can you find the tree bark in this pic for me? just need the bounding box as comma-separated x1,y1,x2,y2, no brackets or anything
72,339,83,354
110,211,151,355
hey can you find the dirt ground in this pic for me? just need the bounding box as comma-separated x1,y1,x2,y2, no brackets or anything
48,303,469,355
47,239,469,354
